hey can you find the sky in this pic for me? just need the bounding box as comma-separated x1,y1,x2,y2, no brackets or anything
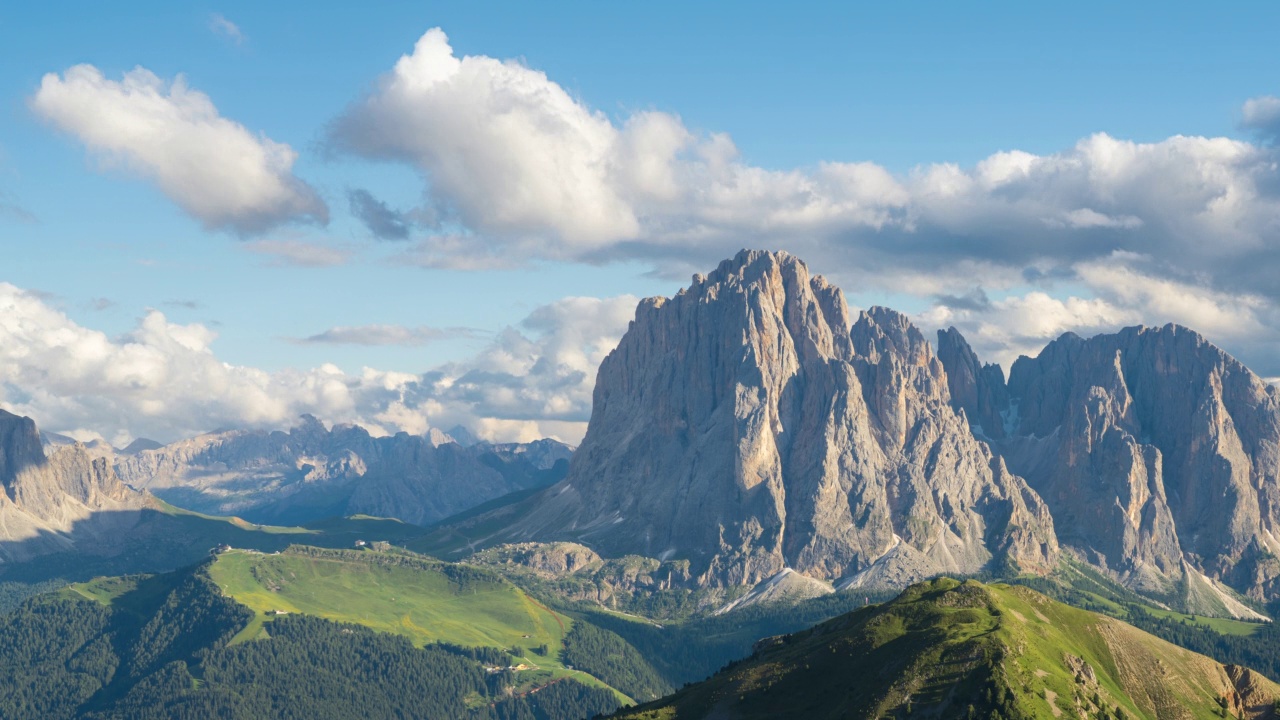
1,1,1279,446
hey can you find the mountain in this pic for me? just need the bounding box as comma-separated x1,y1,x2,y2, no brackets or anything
614,578,1280,720
437,250,1057,591
114,415,572,526
938,325,1280,616
0,406,458,597
118,437,163,455
0,409,157,563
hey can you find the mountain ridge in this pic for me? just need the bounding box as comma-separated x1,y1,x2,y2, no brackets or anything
425,249,1280,620
444,249,1058,589
613,577,1280,719
114,415,572,526
938,321,1280,614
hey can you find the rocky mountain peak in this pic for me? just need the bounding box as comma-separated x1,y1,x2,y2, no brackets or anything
935,327,1010,439
939,321,1280,613
0,409,45,489
492,250,1058,589
0,409,153,562
852,306,930,365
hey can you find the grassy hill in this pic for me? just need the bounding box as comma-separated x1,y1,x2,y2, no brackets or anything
204,545,630,701
0,552,630,719
614,578,1280,720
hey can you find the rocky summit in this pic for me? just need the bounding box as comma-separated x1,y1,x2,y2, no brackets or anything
490,250,1058,588
0,409,155,562
939,324,1280,616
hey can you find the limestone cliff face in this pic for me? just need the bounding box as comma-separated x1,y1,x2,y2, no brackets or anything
939,324,1280,609
114,416,571,526
503,250,1058,587
0,409,155,562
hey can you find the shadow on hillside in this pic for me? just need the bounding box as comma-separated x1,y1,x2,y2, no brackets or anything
0,506,431,608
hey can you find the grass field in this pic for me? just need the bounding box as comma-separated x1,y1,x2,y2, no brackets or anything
206,547,630,702
1142,606,1266,636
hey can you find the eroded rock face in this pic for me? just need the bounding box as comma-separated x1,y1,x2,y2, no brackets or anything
939,324,1280,609
114,417,572,526
503,250,1058,587
0,409,154,562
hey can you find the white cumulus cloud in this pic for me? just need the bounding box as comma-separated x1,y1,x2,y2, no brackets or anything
32,64,327,234
328,28,908,263
916,252,1280,372
327,28,1280,318
0,283,636,446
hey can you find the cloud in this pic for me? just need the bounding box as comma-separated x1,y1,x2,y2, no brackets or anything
89,297,117,312
243,238,351,267
416,295,639,438
0,282,637,445
31,64,326,234
329,29,907,264
327,29,1280,310
915,252,1280,373
209,13,245,45
348,188,411,240
163,299,201,310
296,324,479,346
1243,95,1280,143
393,234,518,270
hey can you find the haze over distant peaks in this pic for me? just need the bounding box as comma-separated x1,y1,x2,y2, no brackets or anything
114,415,572,526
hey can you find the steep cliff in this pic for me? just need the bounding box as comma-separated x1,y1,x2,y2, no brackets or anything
490,250,1057,588
0,409,156,562
939,324,1280,615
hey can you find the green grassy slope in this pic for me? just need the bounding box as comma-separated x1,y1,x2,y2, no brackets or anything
205,546,630,702
2,563,622,720
615,579,1280,720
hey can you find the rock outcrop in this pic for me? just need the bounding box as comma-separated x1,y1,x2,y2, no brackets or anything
492,250,1058,588
0,409,155,562
114,416,572,526
938,324,1280,612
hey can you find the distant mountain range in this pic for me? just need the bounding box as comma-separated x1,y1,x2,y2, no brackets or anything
113,415,571,525
428,250,1280,619
0,407,567,583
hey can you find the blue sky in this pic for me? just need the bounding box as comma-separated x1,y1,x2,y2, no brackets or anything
2,1,1279,444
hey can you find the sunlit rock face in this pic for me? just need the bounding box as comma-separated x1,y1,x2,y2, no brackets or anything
506,250,1058,588
940,323,1280,613
0,409,154,562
